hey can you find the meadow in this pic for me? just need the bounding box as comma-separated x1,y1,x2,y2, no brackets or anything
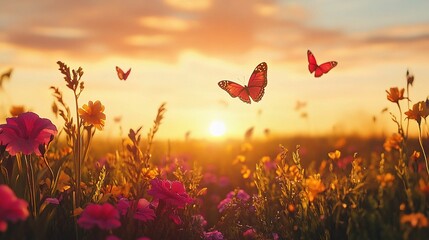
0,62,429,240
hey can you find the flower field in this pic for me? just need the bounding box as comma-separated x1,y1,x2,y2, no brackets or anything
1,63,429,240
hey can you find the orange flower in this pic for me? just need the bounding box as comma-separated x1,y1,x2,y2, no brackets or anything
78,100,106,130
376,173,395,188
383,133,403,152
9,105,26,117
405,101,429,125
419,179,429,196
386,87,405,103
400,212,429,228
305,175,326,202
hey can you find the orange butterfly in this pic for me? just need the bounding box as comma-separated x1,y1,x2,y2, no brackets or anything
116,66,131,81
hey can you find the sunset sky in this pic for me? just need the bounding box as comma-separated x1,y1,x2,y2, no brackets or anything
1,0,429,140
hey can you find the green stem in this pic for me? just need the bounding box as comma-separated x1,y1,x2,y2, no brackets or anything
417,124,429,176
25,155,37,218
43,156,55,191
397,102,404,137
74,92,82,208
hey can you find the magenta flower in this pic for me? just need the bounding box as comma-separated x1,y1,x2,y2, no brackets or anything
45,197,60,205
0,112,57,156
0,185,29,232
147,179,193,208
243,228,257,239
204,230,224,240
116,198,130,216
106,235,121,240
77,203,121,230
134,198,156,222
136,237,151,240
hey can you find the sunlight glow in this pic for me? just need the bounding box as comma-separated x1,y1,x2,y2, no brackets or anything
209,120,226,137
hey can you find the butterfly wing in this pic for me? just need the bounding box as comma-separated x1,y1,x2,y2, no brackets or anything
247,62,267,102
218,80,251,104
116,66,131,80
314,61,337,77
307,50,318,74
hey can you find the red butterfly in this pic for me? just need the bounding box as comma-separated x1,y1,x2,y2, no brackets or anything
307,50,337,77
116,66,131,81
218,62,267,104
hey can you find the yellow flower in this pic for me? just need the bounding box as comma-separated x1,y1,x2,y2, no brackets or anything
305,175,326,202
328,150,341,160
78,100,106,130
376,173,395,188
383,133,403,152
400,212,429,228
386,87,405,103
241,165,251,179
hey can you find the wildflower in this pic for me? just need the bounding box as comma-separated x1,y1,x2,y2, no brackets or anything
0,185,29,232
419,179,429,195
147,179,192,208
243,228,257,239
236,189,251,201
169,213,182,225
217,197,232,213
328,150,341,160
45,198,60,205
305,175,326,202
77,203,121,230
9,105,26,117
78,100,106,130
337,156,353,169
386,87,405,103
400,212,429,228
204,230,224,240
241,165,251,179
0,112,57,156
134,198,156,222
405,101,429,125
106,236,121,240
233,155,246,164
376,173,395,188
287,204,296,214
116,198,130,216
383,133,403,152
192,214,207,228
406,70,414,86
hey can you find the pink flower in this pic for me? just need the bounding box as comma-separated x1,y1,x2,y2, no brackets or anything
106,235,121,240
236,189,250,201
0,112,57,156
147,179,193,208
0,185,29,232
77,203,121,230
116,198,130,216
169,213,182,225
243,228,257,239
217,197,232,213
45,198,60,205
136,237,151,240
134,198,156,222
204,230,224,240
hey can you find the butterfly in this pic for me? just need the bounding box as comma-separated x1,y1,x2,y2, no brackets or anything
307,50,337,77
218,62,267,104
116,66,131,80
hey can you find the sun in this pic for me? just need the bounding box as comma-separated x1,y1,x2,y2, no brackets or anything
209,120,226,137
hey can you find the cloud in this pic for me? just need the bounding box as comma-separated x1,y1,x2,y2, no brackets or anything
1,0,428,66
